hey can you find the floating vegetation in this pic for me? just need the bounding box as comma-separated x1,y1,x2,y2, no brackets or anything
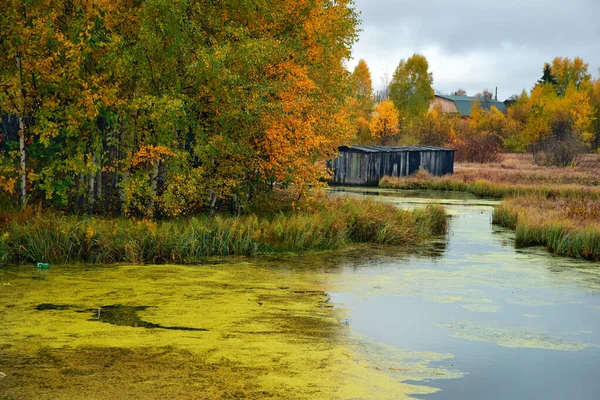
439,320,588,351
507,297,555,307
461,303,500,313
0,263,461,399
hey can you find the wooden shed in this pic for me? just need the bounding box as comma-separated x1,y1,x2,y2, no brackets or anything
328,145,455,186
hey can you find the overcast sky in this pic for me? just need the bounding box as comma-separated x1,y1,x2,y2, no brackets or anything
349,0,600,100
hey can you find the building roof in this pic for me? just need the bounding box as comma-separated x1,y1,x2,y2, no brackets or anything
435,95,507,116
339,145,454,153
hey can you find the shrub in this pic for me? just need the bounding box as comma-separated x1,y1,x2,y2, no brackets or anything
451,123,503,163
531,118,588,166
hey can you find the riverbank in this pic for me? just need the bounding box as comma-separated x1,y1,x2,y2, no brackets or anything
380,157,600,260
0,196,447,265
493,195,600,260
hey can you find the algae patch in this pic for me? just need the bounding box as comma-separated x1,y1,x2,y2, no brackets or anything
440,320,588,351
461,303,500,313
0,263,459,400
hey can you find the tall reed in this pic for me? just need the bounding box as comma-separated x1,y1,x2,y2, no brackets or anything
0,197,447,265
493,196,600,260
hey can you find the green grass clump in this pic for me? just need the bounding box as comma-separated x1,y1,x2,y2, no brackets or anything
0,196,447,265
493,196,600,260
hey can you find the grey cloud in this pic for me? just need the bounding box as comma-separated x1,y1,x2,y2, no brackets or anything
351,0,600,99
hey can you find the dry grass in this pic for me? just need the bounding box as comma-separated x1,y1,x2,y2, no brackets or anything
380,170,600,200
456,153,600,186
380,153,600,199
494,196,600,260
497,153,600,169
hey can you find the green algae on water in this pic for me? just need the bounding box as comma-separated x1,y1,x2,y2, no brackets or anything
0,263,459,400
439,320,588,351
461,303,500,313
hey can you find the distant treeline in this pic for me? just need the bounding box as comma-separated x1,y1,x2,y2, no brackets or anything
0,1,359,217
349,55,600,165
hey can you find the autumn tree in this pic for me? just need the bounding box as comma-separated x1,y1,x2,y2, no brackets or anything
520,83,593,165
388,53,434,119
551,57,592,96
588,78,600,150
0,0,360,216
406,106,455,147
454,89,467,96
0,0,121,209
369,100,399,145
351,59,374,103
348,59,374,144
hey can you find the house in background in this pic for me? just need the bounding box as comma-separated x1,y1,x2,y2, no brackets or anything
429,94,507,117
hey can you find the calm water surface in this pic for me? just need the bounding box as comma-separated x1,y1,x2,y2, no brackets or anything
1,188,599,399
329,188,600,399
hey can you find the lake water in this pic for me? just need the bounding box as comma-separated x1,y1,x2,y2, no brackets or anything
1,188,599,399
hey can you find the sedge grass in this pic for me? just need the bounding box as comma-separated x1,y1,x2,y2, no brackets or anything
0,196,447,265
493,196,600,260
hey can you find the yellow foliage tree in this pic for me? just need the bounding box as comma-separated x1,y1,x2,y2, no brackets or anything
517,83,593,165
0,0,360,216
369,100,399,145
551,57,592,95
348,59,374,144
404,105,455,147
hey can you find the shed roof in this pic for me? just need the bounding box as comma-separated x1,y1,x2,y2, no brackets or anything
339,145,454,153
435,95,507,116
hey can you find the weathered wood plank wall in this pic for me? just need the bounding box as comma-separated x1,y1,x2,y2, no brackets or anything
328,146,454,186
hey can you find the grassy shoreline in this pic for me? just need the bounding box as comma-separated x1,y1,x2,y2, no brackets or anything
0,196,447,265
493,196,600,260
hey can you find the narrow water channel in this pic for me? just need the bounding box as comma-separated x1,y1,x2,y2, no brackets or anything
329,188,600,399
1,189,599,399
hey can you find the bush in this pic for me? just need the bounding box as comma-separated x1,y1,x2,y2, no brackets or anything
531,118,588,166
451,123,503,163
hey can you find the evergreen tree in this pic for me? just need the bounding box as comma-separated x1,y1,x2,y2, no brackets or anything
537,63,558,87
